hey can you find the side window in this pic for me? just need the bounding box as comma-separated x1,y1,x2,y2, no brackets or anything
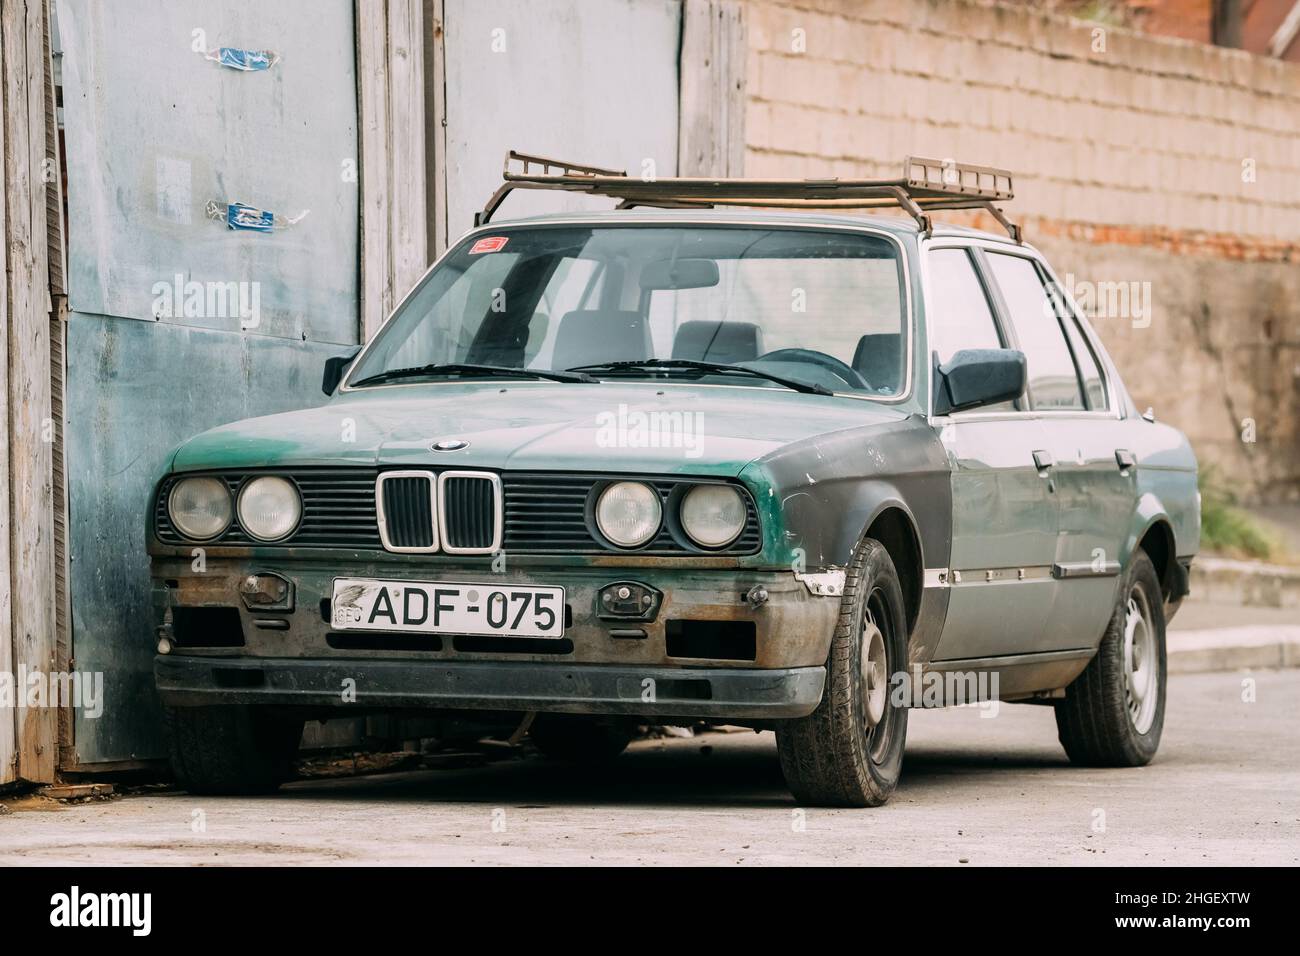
926,248,1004,362
985,253,1085,411
1059,310,1107,410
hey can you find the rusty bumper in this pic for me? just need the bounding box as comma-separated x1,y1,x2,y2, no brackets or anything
149,556,839,718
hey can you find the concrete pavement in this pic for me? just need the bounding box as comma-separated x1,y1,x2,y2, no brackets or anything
2,670,1296,866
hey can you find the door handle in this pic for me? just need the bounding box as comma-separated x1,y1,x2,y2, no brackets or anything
1115,449,1136,472
1032,449,1054,471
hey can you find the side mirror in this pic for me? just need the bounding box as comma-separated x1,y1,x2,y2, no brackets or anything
933,349,1026,415
322,346,363,396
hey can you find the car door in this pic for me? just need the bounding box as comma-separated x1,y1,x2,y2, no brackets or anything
983,251,1131,647
925,245,1061,663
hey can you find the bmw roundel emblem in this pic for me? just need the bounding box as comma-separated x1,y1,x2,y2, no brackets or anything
432,439,469,451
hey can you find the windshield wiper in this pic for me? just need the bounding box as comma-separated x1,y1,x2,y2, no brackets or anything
350,363,593,388
566,359,832,396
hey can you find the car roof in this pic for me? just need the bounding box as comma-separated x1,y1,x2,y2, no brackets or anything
478,207,1022,246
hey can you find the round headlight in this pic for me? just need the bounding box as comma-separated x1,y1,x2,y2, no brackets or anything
595,481,662,548
680,484,747,549
168,477,232,541
237,476,301,542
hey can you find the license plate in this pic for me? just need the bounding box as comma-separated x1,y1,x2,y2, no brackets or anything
331,578,565,638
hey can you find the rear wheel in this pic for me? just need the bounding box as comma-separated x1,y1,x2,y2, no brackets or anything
776,538,909,807
1055,550,1167,766
529,715,635,763
163,704,304,795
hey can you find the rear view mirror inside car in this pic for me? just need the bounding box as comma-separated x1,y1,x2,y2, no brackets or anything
639,257,720,290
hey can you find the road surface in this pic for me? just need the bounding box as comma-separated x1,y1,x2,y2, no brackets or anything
1,670,1296,865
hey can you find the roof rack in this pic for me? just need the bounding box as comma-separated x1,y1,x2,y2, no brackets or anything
477,151,1021,241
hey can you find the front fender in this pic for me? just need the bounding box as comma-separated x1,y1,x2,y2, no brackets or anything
739,418,950,572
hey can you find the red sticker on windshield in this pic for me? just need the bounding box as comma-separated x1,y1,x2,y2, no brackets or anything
470,236,509,254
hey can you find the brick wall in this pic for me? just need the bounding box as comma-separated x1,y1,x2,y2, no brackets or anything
741,0,1300,501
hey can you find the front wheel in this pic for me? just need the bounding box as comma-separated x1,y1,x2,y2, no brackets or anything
1054,549,1167,766
162,704,304,795
775,538,909,807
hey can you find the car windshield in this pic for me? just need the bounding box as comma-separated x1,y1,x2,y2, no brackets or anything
347,225,908,397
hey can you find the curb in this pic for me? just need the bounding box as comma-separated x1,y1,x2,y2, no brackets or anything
1167,626,1300,674
1191,557,1300,610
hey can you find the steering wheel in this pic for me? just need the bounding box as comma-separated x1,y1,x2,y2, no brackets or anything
755,348,869,390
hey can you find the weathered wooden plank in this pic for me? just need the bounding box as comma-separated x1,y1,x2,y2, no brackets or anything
358,0,428,340
44,0,72,769
4,0,56,784
424,0,448,258
387,0,428,302
42,0,62,297
678,0,747,177
357,0,393,339
52,297,72,770
37,782,113,800
0,0,15,788
720,1,746,177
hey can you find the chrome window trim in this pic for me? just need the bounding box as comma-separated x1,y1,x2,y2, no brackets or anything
340,218,917,409
919,235,1124,424
375,470,440,554
437,470,504,555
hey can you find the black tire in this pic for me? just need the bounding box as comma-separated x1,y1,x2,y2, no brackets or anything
162,704,304,795
529,715,635,764
776,537,909,807
1055,549,1167,767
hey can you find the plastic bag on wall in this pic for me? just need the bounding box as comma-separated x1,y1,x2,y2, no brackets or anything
205,200,309,232
199,45,281,71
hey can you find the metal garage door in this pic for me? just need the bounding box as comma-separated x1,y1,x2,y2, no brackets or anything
56,0,360,764
442,0,682,236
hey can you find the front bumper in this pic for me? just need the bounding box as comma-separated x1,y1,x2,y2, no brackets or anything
154,654,826,719
149,555,839,719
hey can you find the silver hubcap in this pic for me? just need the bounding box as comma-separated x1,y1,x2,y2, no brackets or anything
1123,587,1158,734
862,612,888,728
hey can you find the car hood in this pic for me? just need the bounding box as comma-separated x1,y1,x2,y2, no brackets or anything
168,381,913,476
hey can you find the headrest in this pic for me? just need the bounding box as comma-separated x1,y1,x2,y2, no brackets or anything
552,310,649,368
671,320,764,364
